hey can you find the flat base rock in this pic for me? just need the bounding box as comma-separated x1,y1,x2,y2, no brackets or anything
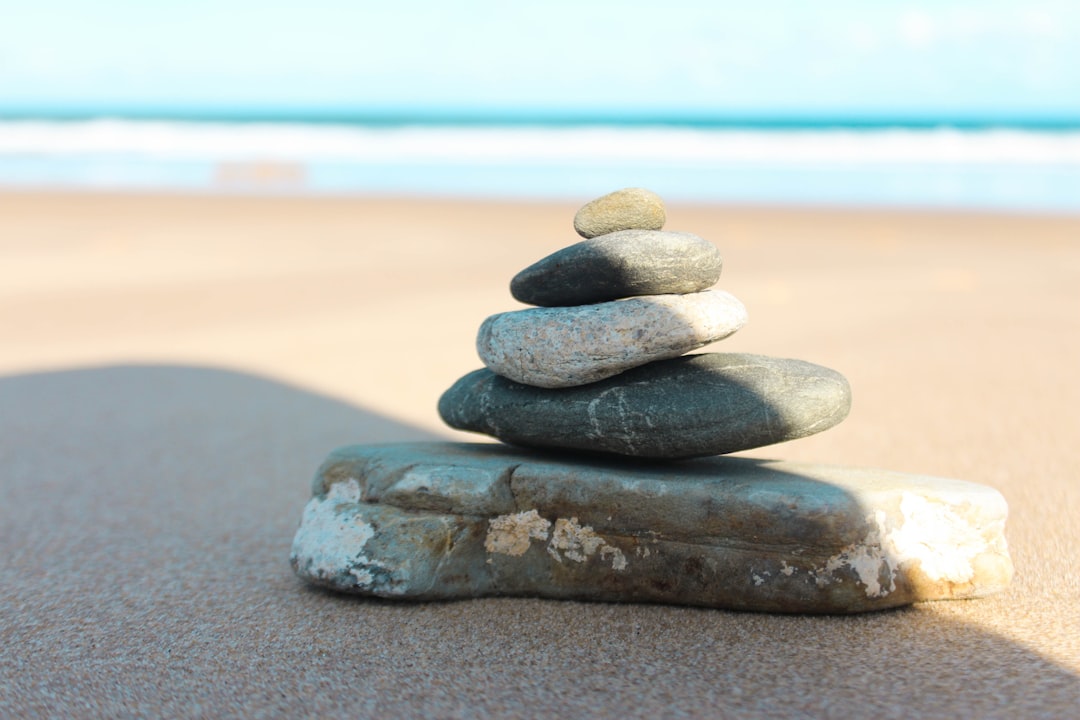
290,442,1013,614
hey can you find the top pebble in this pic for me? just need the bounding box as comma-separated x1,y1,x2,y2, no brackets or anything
573,187,666,238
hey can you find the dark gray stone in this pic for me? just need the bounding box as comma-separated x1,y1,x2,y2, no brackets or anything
510,230,722,307
438,353,851,459
290,442,1014,613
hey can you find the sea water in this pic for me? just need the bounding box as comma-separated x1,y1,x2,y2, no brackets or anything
1,118,1078,213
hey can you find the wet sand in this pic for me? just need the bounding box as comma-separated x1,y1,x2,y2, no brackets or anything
2,191,1078,717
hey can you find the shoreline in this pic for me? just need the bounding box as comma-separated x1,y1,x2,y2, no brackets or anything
5,185,1080,217
4,120,1080,214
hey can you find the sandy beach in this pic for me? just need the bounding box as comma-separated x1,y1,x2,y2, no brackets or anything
2,191,1078,717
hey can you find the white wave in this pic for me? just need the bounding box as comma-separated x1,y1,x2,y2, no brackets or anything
2,119,1080,166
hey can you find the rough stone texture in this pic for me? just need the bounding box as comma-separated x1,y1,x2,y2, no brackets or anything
572,187,666,238
477,290,748,388
439,352,851,458
511,230,722,307
290,442,1014,614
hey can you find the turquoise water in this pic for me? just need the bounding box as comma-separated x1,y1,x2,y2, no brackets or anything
1,114,1078,213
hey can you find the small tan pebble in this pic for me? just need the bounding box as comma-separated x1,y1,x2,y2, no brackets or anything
573,187,666,238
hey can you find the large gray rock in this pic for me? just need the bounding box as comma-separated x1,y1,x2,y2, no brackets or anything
573,187,666,238
477,290,748,388
290,442,1014,614
439,353,851,458
511,230,722,307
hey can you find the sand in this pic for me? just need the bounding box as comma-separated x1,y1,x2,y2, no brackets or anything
1,191,1078,717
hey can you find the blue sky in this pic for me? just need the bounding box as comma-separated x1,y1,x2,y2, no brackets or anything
1,0,1078,120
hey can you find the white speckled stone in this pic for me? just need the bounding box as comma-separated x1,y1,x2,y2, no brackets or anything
477,290,747,388
573,187,666,238
290,442,1014,613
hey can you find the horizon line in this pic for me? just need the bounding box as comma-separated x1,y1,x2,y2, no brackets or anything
3,105,1080,131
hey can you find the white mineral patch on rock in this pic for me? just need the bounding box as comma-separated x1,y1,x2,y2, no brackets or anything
885,491,992,584
485,509,551,557
816,491,1002,597
820,510,896,598
290,478,381,588
547,517,628,570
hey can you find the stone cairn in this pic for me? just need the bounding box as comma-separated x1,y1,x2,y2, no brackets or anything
290,188,1014,614
438,187,850,459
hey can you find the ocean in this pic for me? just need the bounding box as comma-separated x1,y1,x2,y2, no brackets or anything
2,116,1079,213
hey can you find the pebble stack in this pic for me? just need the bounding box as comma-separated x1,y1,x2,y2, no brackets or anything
289,187,1014,614
438,187,852,459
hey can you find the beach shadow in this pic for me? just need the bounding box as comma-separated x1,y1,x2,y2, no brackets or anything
0,363,1076,718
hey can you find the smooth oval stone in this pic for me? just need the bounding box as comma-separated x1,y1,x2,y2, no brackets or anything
439,353,852,459
573,187,666,238
511,230,722,307
477,291,748,388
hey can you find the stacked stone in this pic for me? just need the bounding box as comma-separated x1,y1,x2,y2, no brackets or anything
291,187,1015,613
438,188,852,459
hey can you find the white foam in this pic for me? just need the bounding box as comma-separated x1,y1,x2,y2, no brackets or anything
2,119,1079,166
2,120,1079,211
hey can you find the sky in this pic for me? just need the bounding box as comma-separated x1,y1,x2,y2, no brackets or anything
1,0,1079,121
